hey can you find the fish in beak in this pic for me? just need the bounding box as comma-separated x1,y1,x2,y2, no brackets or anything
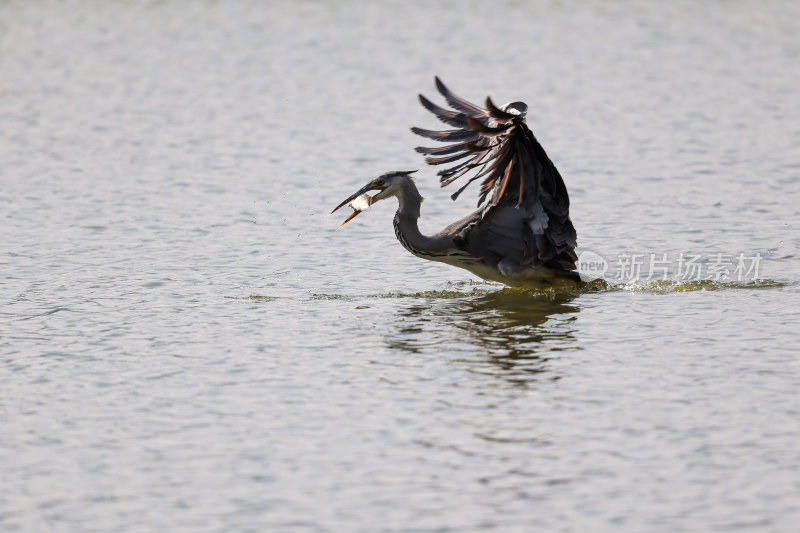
331,183,383,227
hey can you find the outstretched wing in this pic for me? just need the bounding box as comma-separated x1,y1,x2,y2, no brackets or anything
412,77,578,271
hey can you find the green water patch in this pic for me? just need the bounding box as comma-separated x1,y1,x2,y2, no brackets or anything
240,278,788,304
307,293,358,301
305,288,497,301
615,278,788,293
223,295,278,301
354,278,788,300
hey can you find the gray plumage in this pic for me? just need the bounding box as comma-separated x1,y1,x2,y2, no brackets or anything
332,78,580,288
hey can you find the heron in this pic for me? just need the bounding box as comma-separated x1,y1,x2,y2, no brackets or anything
331,77,581,288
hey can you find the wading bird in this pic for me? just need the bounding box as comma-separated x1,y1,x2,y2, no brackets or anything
332,77,580,287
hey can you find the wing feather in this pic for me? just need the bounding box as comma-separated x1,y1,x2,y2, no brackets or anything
424,150,475,166
414,142,472,155
410,127,479,143
465,115,511,136
412,77,578,272
418,94,468,128
485,96,517,121
434,76,487,117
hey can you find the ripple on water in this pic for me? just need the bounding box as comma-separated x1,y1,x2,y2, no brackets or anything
1,1,799,532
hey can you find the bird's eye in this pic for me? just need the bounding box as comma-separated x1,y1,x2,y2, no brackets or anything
376,180,385,186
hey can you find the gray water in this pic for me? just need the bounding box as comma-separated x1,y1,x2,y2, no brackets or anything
2,1,799,531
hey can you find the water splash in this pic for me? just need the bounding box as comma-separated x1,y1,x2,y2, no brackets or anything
307,277,787,301
614,278,787,293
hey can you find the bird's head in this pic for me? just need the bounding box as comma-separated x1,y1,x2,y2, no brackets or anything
331,170,417,227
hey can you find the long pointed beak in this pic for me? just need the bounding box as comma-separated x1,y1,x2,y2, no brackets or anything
330,183,376,214
338,210,362,227
331,182,385,228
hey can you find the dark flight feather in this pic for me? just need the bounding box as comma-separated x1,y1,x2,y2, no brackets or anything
465,115,511,136
410,127,479,143
485,96,517,121
435,76,488,117
414,143,471,155
425,150,475,166
417,94,468,128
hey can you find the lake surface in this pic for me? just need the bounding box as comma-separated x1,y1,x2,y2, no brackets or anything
1,1,799,531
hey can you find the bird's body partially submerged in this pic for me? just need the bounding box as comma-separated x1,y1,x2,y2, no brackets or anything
332,78,581,288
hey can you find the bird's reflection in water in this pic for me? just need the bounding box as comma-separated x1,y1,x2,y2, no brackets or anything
386,288,580,387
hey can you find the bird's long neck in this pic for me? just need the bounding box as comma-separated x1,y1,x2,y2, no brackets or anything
392,178,447,259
